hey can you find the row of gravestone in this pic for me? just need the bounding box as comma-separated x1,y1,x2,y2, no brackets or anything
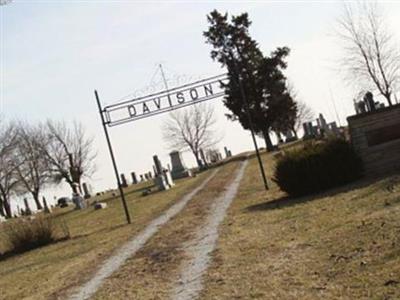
7,147,234,218
119,151,188,192
119,148,233,192
17,196,53,217
302,113,341,140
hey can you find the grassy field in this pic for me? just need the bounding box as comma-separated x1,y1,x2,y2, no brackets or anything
0,168,214,300
201,152,400,299
1,149,399,300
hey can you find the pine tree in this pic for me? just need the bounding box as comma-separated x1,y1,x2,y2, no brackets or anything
204,10,296,151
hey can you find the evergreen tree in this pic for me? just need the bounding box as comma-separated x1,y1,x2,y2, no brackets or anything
204,10,296,151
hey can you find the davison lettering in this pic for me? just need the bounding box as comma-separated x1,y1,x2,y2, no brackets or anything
189,88,199,100
153,97,162,109
128,105,137,116
142,102,150,114
176,92,185,104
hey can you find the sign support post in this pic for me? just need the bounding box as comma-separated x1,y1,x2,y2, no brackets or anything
236,76,269,190
232,62,269,191
95,90,132,224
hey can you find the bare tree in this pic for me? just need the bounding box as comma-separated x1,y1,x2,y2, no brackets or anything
337,2,400,106
0,122,20,218
14,122,52,210
41,120,96,194
162,104,220,167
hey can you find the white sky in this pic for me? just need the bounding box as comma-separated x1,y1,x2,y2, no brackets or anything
1,0,400,210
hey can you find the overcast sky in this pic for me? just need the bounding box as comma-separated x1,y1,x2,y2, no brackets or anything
2,1,400,208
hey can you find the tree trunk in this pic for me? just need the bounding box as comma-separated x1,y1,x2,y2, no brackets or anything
33,191,43,210
0,201,5,217
69,181,78,194
291,127,298,139
3,199,12,218
384,93,393,106
262,130,274,152
193,151,203,169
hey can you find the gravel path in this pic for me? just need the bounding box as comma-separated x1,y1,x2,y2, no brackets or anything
68,169,219,300
171,159,248,300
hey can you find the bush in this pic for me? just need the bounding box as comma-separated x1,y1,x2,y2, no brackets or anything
274,138,363,196
3,216,70,254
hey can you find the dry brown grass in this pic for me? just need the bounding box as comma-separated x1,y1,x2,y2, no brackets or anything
201,152,400,299
92,160,241,299
0,170,213,300
2,150,399,300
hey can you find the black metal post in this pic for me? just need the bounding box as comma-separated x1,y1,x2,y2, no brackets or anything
232,58,269,190
95,90,132,224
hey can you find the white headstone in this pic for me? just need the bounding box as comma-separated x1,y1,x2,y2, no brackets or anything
154,175,170,191
72,193,85,210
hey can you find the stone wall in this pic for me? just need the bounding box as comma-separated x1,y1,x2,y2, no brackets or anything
347,104,400,177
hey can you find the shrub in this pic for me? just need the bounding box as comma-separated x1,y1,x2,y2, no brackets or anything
3,216,70,254
274,138,363,196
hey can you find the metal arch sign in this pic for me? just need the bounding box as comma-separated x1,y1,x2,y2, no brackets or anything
102,74,228,127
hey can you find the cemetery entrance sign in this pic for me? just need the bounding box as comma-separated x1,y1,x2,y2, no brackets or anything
103,74,228,126
96,73,268,224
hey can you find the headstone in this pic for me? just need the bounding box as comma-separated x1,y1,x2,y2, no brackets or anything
217,152,223,161
154,174,170,191
23,198,32,215
152,155,175,191
94,202,107,210
131,172,138,184
318,113,329,131
153,155,163,176
144,173,149,181
312,125,320,137
140,174,144,182
285,130,297,143
82,182,91,199
0,215,5,223
224,146,230,158
207,149,220,163
164,169,175,187
364,91,376,112
329,122,340,136
72,192,85,210
303,122,314,138
302,122,310,137
120,174,128,188
148,171,153,179
42,196,52,214
170,151,192,180
355,100,367,114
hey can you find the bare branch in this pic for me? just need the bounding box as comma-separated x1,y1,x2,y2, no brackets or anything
162,104,221,167
336,2,400,106
40,120,97,194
